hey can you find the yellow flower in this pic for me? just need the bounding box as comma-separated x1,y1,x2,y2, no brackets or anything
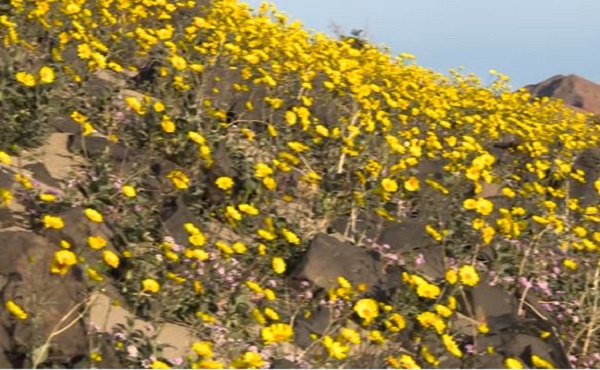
257,229,276,240
264,307,280,321
122,185,137,197
16,71,36,87
254,163,273,178
125,96,145,115
238,351,264,369
381,178,398,192
368,330,385,344
238,204,259,215
192,341,213,357
404,176,420,192
442,334,462,358
340,328,361,344
226,206,242,221
0,151,11,165
354,298,380,325
287,141,310,153
169,55,187,71
87,267,104,282
458,265,480,286
322,335,349,360
272,257,286,274
167,170,190,190
261,323,293,344
51,250,77,275
399,354,421,369
421,345,440,367
142,278,160,293
468,198,494,215
246,281,263,293
154,101,165,112
6,300,28,320
445,269,458,284
563,259,577,270
262,176,276,190
0,188,12,207
87,236,107,250
416,282,441,299
282,229,300,244
232,242,247,254
504,357,524,369
478,322,490,334
102,250,120,268
416,311,446,334
285,111,297,125
188,131,206,145
150,360,170,369
39,66,55,84
84,208,104,223
384,313,406,333
434,304,453,318
189,233,206,247
15,173,32,189
43,215,64,229
531,355,555,369
215,177,234,191
195,360,224,369
264,288,276,301
161,115,176,133
39,192,56,202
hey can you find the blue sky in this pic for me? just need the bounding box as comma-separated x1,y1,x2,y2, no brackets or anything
242,0,600,89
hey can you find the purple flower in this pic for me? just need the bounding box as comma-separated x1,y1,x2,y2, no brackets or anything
415,253,425,265
518,277,532,288
169,357,183,366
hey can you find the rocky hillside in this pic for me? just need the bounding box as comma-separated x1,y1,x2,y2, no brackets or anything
0,0,599,368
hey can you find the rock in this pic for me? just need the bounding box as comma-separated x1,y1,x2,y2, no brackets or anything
462,283,519,333
270,358,298,369
23,162,62,188
377,219,445,280
570,147,600,207
41,206,117,258
49,116,81,135
160,197,199,247
293,306,331,349
0,229,87,366
291,233,386,297
332,211,390,241
88,292,198,360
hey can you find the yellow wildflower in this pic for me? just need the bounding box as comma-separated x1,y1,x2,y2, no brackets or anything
458,265,480,286
6,300,28,320
87,236,107,250
84,208,104,223
122,185,137,197
51,250,77,275
43,215,64,229
272,257,286,274
504,358,524,369
102,250,120,268
261,323,293,344
142,278,160,293
39,66,55,84
354,298,379,325
215,177,234,191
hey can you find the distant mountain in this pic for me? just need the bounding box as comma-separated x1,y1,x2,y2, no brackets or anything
523,74,600,115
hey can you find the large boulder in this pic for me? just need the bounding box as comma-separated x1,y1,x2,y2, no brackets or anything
0,228,87,367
